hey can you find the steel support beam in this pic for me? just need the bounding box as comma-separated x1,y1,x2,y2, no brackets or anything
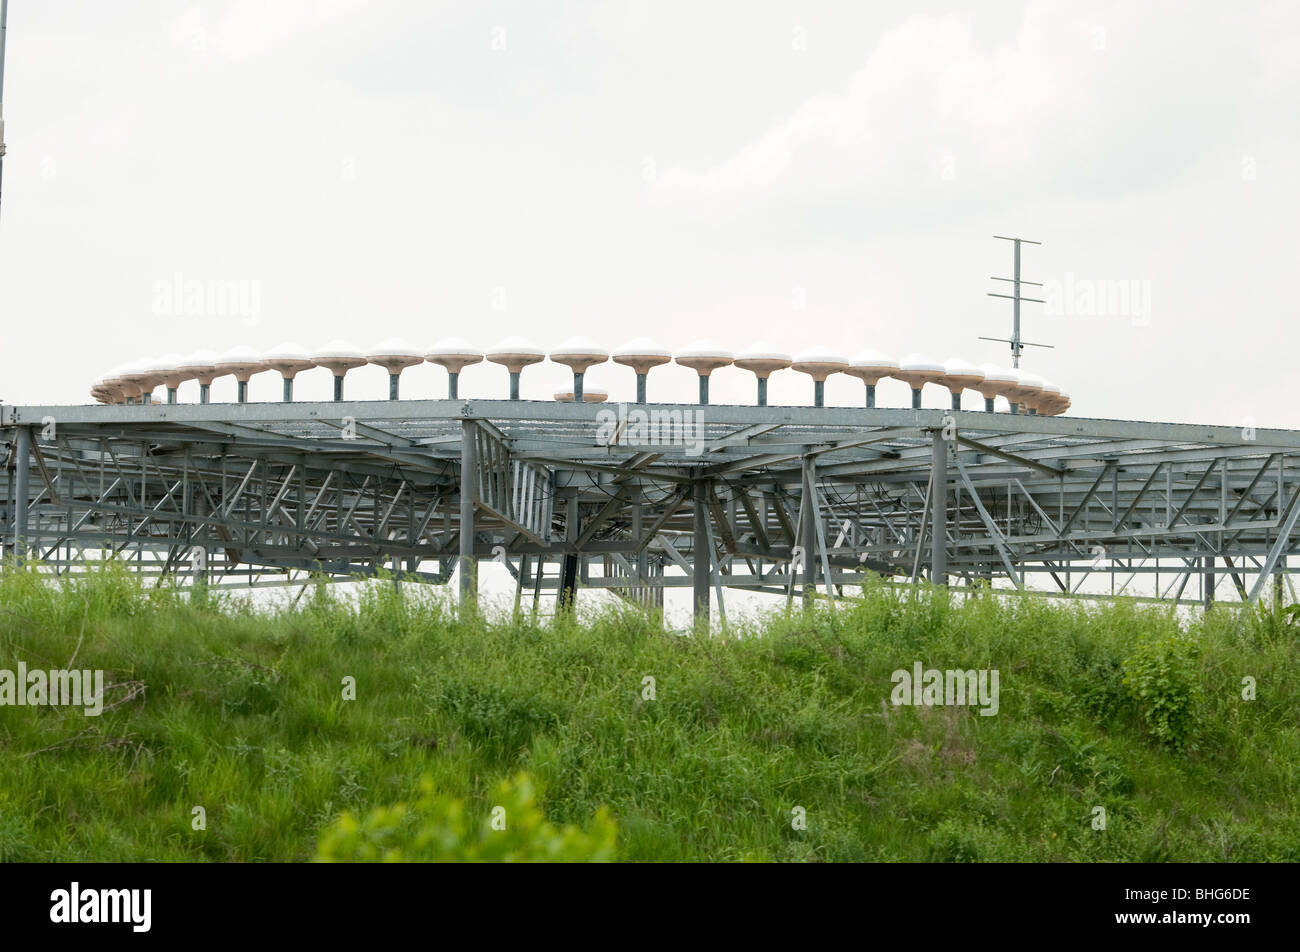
693,476,710,625
458,419,477,611
931,429,948,584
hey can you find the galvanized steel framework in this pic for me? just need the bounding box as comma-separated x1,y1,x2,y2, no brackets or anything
2,400,1297,620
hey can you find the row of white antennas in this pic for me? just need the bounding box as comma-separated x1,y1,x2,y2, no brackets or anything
90,336,1071,415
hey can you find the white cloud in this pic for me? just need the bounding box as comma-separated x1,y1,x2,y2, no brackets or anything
654,1,1297,219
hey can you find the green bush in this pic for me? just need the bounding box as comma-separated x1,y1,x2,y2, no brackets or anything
1121,634,1202,748
315,772,616,862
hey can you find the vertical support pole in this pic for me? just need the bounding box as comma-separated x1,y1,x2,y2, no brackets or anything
911,388,922,409
985,396,995,412
757,378,768,407
389,373,400,401
693,477,710,627
813,380,825,408
573,372,584,403
698,375,709,406
635,373,647,404
192,482,209,600
459,419,477,613
931,429,948,585
633,486,648,605
509,371,521,400
559,493,579,611
167,388,178,404
200,383,210,404
1203,556,1215,609
801,456,817,606
13,425,30,565
237,380,248,403
448,372,459,399
283,377,293,402
866,383,876,408
951,392,961,410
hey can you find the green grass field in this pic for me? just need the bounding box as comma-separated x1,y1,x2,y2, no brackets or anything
0,564,1297,862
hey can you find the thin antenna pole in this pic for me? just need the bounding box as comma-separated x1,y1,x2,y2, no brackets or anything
985,235,1049,368
0,0,9,219
1012,239,1021,367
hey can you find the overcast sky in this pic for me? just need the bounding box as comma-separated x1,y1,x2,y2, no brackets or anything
1,0,1297,427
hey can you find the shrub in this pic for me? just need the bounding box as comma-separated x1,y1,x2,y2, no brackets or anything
315,772,616,862
1121,634,1202,748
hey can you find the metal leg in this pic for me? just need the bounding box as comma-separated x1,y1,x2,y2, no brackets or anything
459,420,477,612
931,429,948,585
693,477,710,627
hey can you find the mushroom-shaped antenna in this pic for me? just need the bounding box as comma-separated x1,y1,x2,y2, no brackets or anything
1031,380,1061,416
612,337,671,403
425,337,483,399
213,345,266,403
550,337,608,403
89,376,113,404
845,350,899,408
975,364,1017,412
367,338,423,401
311,340,367,402
93,374,120,404
148,353,191,405
486,336,545,400
177,350,220,404
553,387,609,403
940,358,985,411
895,354,946,409
734,342,792,406
1012,372,1046,415
119,358,166,405
93,374,125,405
104,366,141,404
792,346,849,408
675,340,734,405
261,342,315,402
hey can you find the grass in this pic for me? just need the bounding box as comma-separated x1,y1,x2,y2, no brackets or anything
0,562,1297,861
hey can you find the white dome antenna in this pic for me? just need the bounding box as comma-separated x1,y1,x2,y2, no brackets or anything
262,343,314,402
550,337,608,404
792,346,849,408
896,354,945,409
675,340,733,405
612,338,671,403
486,337,545,401
845,350,899,408
734,343,791,407
367,338,423,401
425,338,483,399
311,341,367,402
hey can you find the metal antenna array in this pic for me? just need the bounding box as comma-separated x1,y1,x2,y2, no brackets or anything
981,235,1052,368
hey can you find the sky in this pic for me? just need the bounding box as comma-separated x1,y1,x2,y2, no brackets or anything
1,0,1298,428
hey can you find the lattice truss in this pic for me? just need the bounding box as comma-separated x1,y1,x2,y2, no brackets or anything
3,400,1298,614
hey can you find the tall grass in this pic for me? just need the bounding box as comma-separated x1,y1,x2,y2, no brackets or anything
0,563,1296,861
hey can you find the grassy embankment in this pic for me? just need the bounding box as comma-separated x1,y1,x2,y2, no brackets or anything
0,564,1296,861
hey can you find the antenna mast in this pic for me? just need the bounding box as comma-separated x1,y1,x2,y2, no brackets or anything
0,0,9,219
980,235,1052,368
